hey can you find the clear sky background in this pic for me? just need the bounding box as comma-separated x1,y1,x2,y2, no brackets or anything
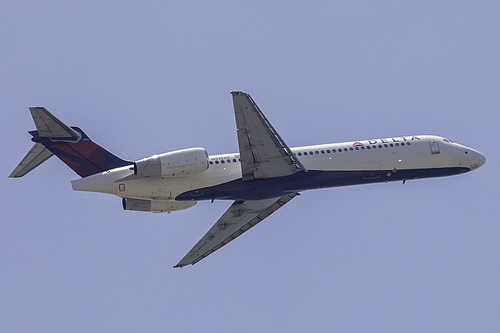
1,1,498,332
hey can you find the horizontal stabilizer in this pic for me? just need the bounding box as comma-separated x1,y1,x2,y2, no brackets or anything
30,107,79,138
11,107,132,178
9,143,54,178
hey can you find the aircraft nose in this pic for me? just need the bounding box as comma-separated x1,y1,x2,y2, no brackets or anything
475,151,486,169
465,149,486,170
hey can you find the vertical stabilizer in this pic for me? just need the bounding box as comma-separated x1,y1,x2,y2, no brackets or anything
10,107,132,178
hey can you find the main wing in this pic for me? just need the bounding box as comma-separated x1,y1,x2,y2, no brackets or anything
174,193,299,268
232,91,307,180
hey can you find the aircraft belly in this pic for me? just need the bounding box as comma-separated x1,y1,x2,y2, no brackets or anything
114,168,241,201
175,167,469,201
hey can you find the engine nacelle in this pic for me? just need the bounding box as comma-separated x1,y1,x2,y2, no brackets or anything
122,198,196,213
134,147,208,177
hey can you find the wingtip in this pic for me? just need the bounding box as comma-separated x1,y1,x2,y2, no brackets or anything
230,91,247,96
174,260,198,268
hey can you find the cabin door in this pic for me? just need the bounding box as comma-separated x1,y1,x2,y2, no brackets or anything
429,140,440,154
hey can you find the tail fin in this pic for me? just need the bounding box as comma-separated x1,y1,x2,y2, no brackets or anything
10,107,132,178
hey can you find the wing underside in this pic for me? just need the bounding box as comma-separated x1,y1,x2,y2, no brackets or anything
232,91,307,180
175,193,299,268
175,92,307,267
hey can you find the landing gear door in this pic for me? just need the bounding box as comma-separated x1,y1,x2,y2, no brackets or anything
429,139,440,154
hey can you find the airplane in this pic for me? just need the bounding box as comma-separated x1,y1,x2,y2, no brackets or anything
10,91,486,268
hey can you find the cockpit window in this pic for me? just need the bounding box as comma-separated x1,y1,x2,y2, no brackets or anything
443,138,453,143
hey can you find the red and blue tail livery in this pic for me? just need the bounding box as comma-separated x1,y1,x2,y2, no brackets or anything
10,92,486,267
10,107,131,178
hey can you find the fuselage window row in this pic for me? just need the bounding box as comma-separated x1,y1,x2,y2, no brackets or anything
208,141,412,166
209,158,241,165
295,141,411,156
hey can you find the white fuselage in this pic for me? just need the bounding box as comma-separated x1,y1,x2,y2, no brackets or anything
71,135,485,203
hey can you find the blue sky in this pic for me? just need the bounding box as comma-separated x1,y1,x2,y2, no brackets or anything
1,1,499,332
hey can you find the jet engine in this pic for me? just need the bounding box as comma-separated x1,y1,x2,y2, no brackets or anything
134,147,208,177
122,198,196,213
